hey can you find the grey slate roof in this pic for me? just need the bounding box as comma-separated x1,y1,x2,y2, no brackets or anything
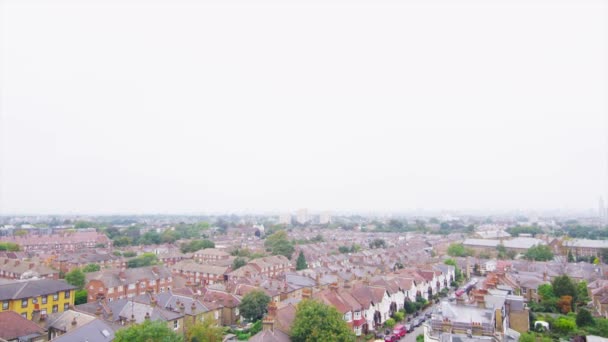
51,319,115,342
0,279,76,300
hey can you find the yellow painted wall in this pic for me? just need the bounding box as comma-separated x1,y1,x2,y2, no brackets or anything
0,289,75,320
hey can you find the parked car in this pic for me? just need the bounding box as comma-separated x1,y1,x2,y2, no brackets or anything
384,334,399,342
393,324,407,338
404,323,413,332
412,318,422,327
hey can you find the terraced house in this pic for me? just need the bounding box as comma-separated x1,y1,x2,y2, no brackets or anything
85,266,173,302
0,279,76,320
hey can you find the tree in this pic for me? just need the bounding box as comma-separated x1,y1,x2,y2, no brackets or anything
127,253,158,268
537,284,555,301
338,246,350,254
296,251,308,270
291,299,355,342
557,295,573,314
523,245,553,261
272,240,295,259
404,301,416,314
232,257,246,270
0,242,20,251
82,264,101,273
369,239,386,249
114,320,183,342
180,239,215,253
75,289,88,305
264,231,295,259
568,250,575,262
552,275,578,303
578,280,590,305
239,290,271,322
576,308,595,327
385,318,396,328
185,318,224,342
447,243,471,257
496,244,507,259
65,269,85,289
553,316,575,334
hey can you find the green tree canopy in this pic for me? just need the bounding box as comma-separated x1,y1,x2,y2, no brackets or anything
447,243,473,257
65,268,85,289
291,299,355,342
127,253,158,268
264,231,295,259
239,290,271,322
180,239,215,253
369,238,387,249
185,318,224,342
576,308,595,327
552,275,578,303
0,242,20,251
232,257,246,270
75,289,87,305
82,264,101,273
524,245,553,261
296,251,308,270
114,320,183,342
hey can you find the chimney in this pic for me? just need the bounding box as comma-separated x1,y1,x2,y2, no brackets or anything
145,312,150,320
330,282,339,292
262,301,277,332
29,263,35,269
191,302,197,314
119,271,126,281
543,271,547,282
130,314,136,325
180,303,186,313
71,317,77,326
3,259,8,265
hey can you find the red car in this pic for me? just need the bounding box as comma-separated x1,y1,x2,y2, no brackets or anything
384,334,399,342
393,324,407,338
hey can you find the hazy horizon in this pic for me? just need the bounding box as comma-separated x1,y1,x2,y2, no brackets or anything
1,0,607,215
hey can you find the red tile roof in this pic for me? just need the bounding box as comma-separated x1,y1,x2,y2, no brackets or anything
0,311,45,340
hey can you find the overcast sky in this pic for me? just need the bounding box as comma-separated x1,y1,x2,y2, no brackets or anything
1,0,606,215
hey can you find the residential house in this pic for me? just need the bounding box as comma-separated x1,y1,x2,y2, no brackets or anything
0,311,46,342
0,279,76,320
0,258,59,280
170,260,228,286
85,266,173,302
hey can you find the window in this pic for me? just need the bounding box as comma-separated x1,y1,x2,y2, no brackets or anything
53,293,59,301
21,299,28,308
173,320,179,330
64,303,69,311
235,308,239,316
128,284,136,290
64,291,71,299
108,287,114,294
354,311,361,320
41,309,47,316
52,305,58,313
2,301,9,310
117,286,123,291
150,280,156,285
42,296,47,304
140,283,146,289
89,285,94,290
21,312,27,319
214,311,219,320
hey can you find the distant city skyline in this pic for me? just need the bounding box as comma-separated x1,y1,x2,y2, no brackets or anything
1,0,606,215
